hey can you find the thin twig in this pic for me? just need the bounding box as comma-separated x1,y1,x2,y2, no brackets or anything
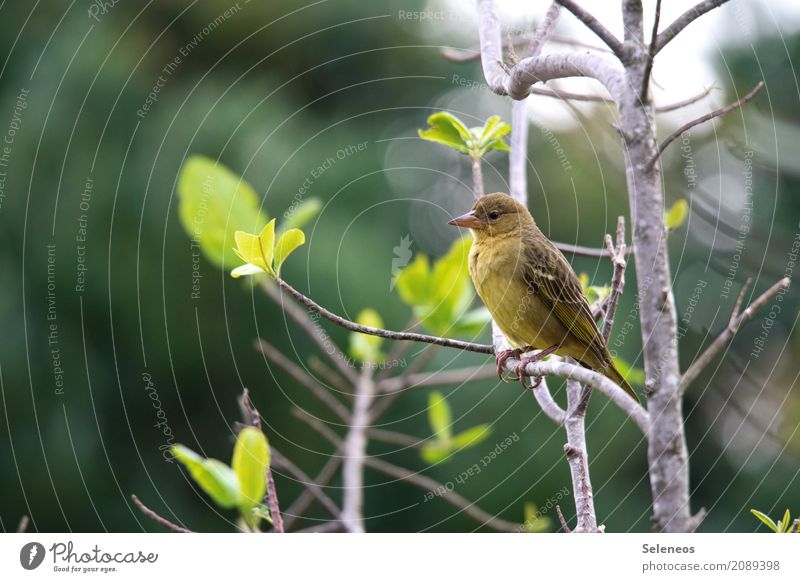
577,218,627,416
273,277,493,355
378,365,497,394
655,85,715,113
367,428,424,449
261,279,360,386
555,0,624,58
650,81,764,167
369,348,438,420
471,156,484,199
131,494,191,533
655,0,732,54
679,277,790,394
554,240,632,258
295,408,523,532
308,356,352,395
641,0,662,103
255,338,351,422
441,33,610,63
270,449,342,522
281,454,343,530
16,516,29,533
555,505,572,533
266,467,285,533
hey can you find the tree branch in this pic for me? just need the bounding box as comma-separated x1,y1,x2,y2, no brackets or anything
555,0,624,58
340,367,375,532
261,279,360,386
281,454,343,530
255,338,351,422
131,494,191,533
266,467,285,533
678,277,790,394
378,365,497,394
641,0,662,102
655,0,732,54
16,516,29,533
270,448,342,523
655,85,715,113
272,277,493,355
650,81,764,167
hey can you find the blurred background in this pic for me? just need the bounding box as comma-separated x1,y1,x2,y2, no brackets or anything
0,0,798,533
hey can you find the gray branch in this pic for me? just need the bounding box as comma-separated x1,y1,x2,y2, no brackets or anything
678,277,790,394
655,0,732,54
340,367,375,532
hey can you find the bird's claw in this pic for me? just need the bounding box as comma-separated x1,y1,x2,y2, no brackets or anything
495,348,523,382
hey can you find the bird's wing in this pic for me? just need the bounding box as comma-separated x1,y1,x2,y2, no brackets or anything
522,236,607,362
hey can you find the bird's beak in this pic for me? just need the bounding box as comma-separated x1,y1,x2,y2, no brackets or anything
448,211,482,229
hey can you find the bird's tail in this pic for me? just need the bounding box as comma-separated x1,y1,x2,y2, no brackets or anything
603,362,639,402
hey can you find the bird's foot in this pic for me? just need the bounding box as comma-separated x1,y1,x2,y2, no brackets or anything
496,348,524,382
515,344,560,390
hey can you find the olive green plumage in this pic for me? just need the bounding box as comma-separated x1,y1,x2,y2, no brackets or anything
450,192,638,401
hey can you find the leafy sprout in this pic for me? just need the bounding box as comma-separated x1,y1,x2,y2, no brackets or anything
419,112,511,159
420,391,491,464
172,427,272,531
750,508,799,533
231,218,306,278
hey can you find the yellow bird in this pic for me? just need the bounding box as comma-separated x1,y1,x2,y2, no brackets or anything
448,192,638,401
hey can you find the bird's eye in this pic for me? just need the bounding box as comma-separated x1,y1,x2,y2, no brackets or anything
488,211,500,220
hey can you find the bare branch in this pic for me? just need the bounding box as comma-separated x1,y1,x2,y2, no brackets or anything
641,0,662,102
378,365,497,394
367,428,424,449
555,505,572,532
655,85,715,113
266,467,285,533
555,0,624,58
255,338,351,422
270,448,342,523
340,368,375,532
530,359,650,434
527,2,562,58
441,33,610,63
295,407,522,532
281,454,343,530
272,277,493,355
261,279,360,386
131,495,191,533
651,81,764,167
655,0,732,54
679,277,790,394
308,356,352,395
369,348,439,420
554,239,633,258
471,156,484,199
16,516,29,533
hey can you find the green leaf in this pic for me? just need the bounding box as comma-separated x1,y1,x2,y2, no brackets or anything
420,441,452,464
428,391,452,442
450,307,492,337
612,356,645,387
750,508,779,532
395,254,431,306
779,509,792,532
349,308,385,363
280,198,321,232
273,228,306,275
451,424,491,450
177,155,267,268
232,220,276,278
477,115,511,155
523,502,552,533
418,112,473,155
665,199,689,230
232,427,270,510
172,445,241,509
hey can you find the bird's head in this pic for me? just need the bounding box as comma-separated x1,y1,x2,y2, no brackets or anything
448,192,533,239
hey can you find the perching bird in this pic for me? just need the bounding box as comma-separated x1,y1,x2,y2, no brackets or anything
448,192,638,401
